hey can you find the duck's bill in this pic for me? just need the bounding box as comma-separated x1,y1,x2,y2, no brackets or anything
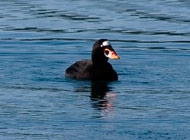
104,48,120,60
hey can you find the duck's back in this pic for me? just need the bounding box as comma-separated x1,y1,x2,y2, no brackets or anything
65,59,93,80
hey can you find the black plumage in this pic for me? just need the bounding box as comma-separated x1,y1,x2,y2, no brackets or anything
65,39,119,81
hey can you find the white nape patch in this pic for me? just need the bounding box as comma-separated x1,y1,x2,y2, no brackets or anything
101,41,110,47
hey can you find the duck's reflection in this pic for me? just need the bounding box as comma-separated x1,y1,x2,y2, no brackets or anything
90,81,115,110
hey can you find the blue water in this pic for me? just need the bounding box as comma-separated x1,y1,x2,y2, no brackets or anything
0,0,190,139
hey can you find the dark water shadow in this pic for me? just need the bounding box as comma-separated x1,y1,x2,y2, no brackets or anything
72,80,115,111
90,81,115,110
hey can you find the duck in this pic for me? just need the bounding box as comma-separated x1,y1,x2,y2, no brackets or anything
65,39,120,81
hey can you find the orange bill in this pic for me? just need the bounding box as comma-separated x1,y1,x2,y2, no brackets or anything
104,48,120,60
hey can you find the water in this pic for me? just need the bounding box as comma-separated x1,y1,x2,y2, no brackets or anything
0,0,190,139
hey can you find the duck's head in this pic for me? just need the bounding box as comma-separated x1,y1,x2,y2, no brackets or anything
92,39,120,64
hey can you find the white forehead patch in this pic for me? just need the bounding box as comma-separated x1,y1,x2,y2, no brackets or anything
101,41,110,47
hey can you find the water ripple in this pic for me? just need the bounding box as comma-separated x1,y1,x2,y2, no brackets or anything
123,8,190,23
0,0,190,139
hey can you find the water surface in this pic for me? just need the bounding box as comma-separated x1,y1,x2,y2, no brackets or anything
0,0,190,139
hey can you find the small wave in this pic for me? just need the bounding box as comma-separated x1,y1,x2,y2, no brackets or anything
123,8,190,23
0,85,67,92
111,39,190,44
96,28,190,37
31,8,100,21
4,27,67,33
147,47,166,50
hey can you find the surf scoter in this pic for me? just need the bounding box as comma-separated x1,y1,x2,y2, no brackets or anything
65,39,120,81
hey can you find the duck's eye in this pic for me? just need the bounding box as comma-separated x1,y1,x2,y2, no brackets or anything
104,50,109,55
